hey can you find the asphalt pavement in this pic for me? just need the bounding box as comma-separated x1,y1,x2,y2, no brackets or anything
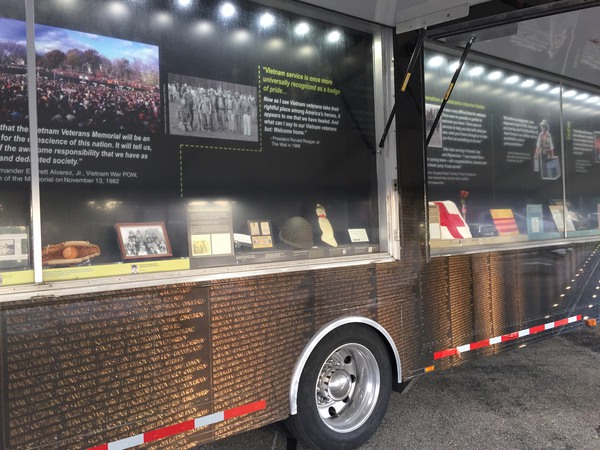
198,325,600,450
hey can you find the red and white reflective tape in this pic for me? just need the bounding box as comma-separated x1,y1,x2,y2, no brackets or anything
88,400,266,450
434,315,582,360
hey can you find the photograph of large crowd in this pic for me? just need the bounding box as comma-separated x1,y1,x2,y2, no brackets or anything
168,73,258,142
0,18,28,125
0,18,160,133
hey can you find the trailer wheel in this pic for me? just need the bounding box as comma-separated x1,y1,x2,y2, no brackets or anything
287,325,392,450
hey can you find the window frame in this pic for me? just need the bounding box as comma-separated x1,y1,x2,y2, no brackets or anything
0,0,398,301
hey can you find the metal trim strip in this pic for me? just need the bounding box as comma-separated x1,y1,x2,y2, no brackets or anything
0,254,394,303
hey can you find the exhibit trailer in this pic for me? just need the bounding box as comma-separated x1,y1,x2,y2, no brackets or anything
1,0,600,448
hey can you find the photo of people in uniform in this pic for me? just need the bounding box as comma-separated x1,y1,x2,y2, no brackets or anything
116,223,172,260
168,73,258,142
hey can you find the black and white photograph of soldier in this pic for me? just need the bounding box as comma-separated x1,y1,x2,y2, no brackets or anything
168,73,258,142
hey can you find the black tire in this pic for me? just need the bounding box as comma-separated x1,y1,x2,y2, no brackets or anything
286,325,392,450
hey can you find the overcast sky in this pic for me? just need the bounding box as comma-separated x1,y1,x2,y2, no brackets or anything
0,17,158,69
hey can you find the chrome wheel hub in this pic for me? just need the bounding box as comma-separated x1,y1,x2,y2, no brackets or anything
315,343,380,433
327,370,353,401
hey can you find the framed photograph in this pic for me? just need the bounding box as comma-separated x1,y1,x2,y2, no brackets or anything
115,222,172,260
0,226,29,269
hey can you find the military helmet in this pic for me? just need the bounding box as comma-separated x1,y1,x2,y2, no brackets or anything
279,216,313,249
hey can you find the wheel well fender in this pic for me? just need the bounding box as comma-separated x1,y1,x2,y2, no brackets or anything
289,316,402,415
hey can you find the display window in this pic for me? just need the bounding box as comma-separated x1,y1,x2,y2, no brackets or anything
0,0,388,287
562,85,600,237
425,48,600,252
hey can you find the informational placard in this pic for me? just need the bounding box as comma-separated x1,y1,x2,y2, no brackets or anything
188,202,235,268
348,228,369,243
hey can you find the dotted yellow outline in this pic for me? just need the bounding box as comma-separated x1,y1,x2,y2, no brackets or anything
180,143,261,152
179,66,264,197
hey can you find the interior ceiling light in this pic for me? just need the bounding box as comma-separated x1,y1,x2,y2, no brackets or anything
327,30,341,43
487,71,502,80
295,22,310,36
535,83,549,91
108,1,127,15
428,56,445,67
469,66,484,76
259,12,275,28
220,2,236,18
521,79,535,88
505,75,519,84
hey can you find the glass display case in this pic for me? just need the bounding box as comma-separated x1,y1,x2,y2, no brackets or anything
425,47,600,253
0,0,388,286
